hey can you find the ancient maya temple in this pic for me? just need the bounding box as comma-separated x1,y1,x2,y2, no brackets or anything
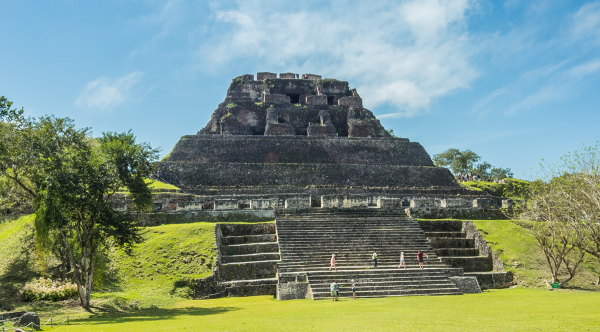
149,72,513,299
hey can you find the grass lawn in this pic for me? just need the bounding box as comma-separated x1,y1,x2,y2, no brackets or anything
45,289,600,331
473,220,600,290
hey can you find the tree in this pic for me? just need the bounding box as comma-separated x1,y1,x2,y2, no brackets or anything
37,131,158,308
520,143,600,287
432,148,480,174
1,96,159,308
432,148,514,181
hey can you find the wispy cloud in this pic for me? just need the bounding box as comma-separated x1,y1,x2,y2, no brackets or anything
570,1,600,43
192,0,480,118
75,72,145,111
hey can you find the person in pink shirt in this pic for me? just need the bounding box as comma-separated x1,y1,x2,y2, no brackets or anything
329,254,338,271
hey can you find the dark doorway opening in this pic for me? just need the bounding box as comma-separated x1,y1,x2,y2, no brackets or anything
311,196,322,208
327,96,335,105
287,94,300,104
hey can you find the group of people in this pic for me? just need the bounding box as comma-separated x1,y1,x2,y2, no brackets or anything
329,250,429,271
456,171,481,182
328,250,429,301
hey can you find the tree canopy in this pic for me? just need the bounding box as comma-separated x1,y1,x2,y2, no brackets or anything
432,148,513,180
1,96,159,308
519,142,600,287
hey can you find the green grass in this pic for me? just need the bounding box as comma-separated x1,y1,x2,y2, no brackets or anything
90,222,218,311
0,215,40,305
473,220,600,290
45,289,600,331
145,179,181,192
1,216,219,314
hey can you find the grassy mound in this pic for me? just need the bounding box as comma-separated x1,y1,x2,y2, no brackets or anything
0,215,220,313
50,290,600,331
473,220,600,290
92,222,218,310
145,179,181,192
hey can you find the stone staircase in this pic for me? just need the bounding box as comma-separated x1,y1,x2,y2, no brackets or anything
419,220,513,289
276,211,467,299
217,223,280,296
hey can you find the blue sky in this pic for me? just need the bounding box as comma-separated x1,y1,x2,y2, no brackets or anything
1,0,599,178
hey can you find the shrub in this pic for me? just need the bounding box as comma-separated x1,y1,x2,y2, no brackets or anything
21,277,78,302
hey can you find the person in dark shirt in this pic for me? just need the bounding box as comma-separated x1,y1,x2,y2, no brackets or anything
417,250,428,269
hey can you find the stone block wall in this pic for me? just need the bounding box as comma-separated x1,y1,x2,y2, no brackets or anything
263,94,290,104
215,199,238,210
307,124,337,137
338,96,363,107
164,136,432,166
285,199,310,209
279,73,297,79
162,162,457,188
264,123,296,136
348,123,374,137
305,95,327,105
257,72,277,80
251,199,272,209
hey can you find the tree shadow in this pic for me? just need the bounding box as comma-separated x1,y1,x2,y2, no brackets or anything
80,305,240,325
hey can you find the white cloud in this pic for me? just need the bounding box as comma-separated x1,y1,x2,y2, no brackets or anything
571,1,600,43
75,72,144,111
195,0,479,118
474,57,600,116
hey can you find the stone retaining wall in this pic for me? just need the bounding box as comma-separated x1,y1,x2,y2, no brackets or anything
161,162,456,188
164,136,431,166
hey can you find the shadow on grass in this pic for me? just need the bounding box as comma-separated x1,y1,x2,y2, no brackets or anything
79,305,240,325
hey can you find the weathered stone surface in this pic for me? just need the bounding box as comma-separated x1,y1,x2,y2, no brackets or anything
166,136,426,166
307,124,337,137
257,72,277,80
219,223,276,237
279,72,296,79
473,198,502,209
449,276,482,294
162,163,456,188
348,123,374,137
214,199,238,210
219,261,278,280
264,123,296,136
277,282,310,301
439,256,493,272
262,94,290,104
338,96,362,107
285,199,310,209
19,312,40,331
405,207,507,220
464,271,514,290
305,95,327,105
0,311,25,321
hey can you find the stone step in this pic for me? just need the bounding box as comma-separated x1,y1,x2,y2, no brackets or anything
307,274,453,282
428,238,475,249
278,265,448,273
439,256,493,272
220,278,278,286
312,288,462,299
310,282,457,292
435,248,479,256
417,220,463,232
219,260,278,281
221,234,278,245
424,232,466,238
221,253,281,263
220,242,280,255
